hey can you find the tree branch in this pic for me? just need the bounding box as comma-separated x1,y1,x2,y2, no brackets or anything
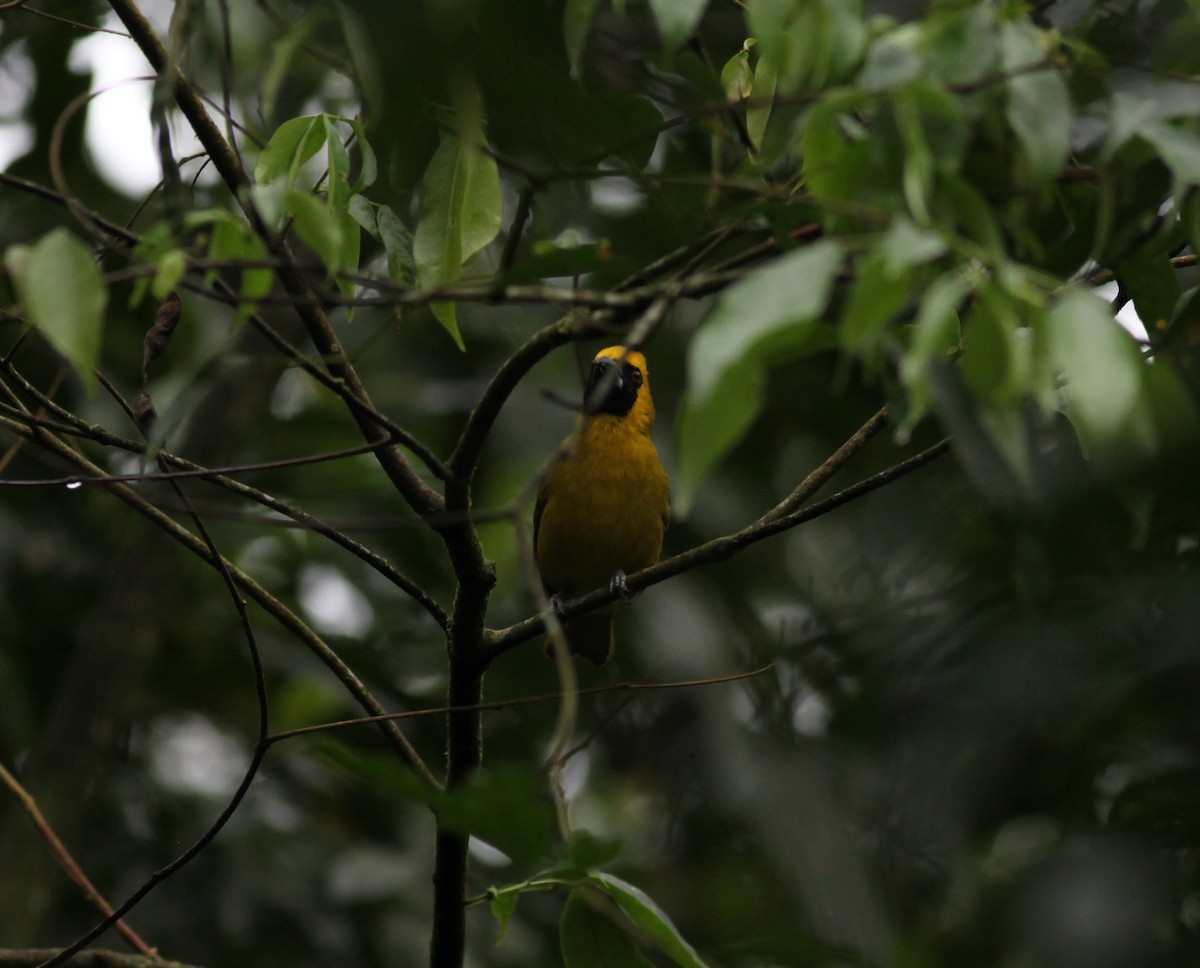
428,484,494,968
0,414,441,792
483,438,952,663
0,166,454,486
104,0,443,518
0,953,197,968
38,436,273,968
263,664,773,744
762,405,889,523
447,322,573,482
0,364,448,629
0,765,160,959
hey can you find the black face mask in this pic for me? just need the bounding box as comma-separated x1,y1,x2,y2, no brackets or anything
584,356,643,417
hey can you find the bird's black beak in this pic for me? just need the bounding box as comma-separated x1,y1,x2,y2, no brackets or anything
584,357,621,411
583,355,641,417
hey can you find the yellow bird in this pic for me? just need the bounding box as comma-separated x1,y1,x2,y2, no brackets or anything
534,346,670,664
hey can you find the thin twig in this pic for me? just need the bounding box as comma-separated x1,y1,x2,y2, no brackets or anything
0,763,162,959
763,405,890,522
106,0,443,519
0,413,441,792
0,438,396,487
0,362,448,626
41,406,275,966
264,665,774,744
498,186,534,274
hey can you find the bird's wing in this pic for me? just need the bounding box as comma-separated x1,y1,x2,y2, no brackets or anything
533,482,549,553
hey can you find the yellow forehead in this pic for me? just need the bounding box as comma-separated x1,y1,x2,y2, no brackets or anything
594,345,648,375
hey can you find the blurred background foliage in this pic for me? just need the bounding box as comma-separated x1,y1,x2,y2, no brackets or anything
2,0,1200,966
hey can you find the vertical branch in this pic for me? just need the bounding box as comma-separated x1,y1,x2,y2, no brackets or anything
428,475,494,968
428,666,483,968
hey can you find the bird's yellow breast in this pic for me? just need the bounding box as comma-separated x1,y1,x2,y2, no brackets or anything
535,413,670,596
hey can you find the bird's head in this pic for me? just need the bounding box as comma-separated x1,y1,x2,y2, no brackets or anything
584,346,653,421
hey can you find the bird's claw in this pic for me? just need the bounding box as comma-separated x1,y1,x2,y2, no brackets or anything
608,569,633,603
548,593,566,618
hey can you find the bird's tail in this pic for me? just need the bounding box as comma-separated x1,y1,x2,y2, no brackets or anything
545,613,614,665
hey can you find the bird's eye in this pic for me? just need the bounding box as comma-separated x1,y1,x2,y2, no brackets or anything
628,368,643,389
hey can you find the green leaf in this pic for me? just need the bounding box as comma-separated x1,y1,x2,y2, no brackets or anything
746,51,777,153
561,890,656,968
1107,79,1200,155
255,115,326,187
435,766,559,865
1001,22,1070,183
129,222,177,308
18,229,107,393
415,133,503,282
880,217,947,272
323,114,352,210
1048,288,1151,460
205,214,242,287
927,364,1033,509
343,115,377,192
1141,122,1200,184
675,359,763,517
751,0,865,93
491,890,520,946
676,240,843,513
429,303,463,351
800,90,879,230
152,248,188,301
207,216,274,324
582,873,710,968
960,282,1019,403
648,0,707,51
898,269,971,433
348,197,413,286
259,10,325,122
251,181,289,232
1142,355,1200,454
335,206,361,309
916,4,997,86
939,174,1004,257
1116,246,1182,332
336,5,382,121
414,132,503,346
287,190,346,273
564,0,602,77
347,194,377,236
721,41,754,101
899,81,967,176
891,86,935,223
377,205,416,287
238,249,274,324
840,250,912,352
860,28,923,90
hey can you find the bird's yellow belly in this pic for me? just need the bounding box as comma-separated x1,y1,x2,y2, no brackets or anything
536,441,667,595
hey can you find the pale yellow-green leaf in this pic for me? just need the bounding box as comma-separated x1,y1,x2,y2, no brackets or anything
21,229,107,393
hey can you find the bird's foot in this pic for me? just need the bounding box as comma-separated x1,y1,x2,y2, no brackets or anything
548,593,566,618
608,569,633,602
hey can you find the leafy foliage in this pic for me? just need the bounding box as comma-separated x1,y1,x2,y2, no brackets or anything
1,1,1200,967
